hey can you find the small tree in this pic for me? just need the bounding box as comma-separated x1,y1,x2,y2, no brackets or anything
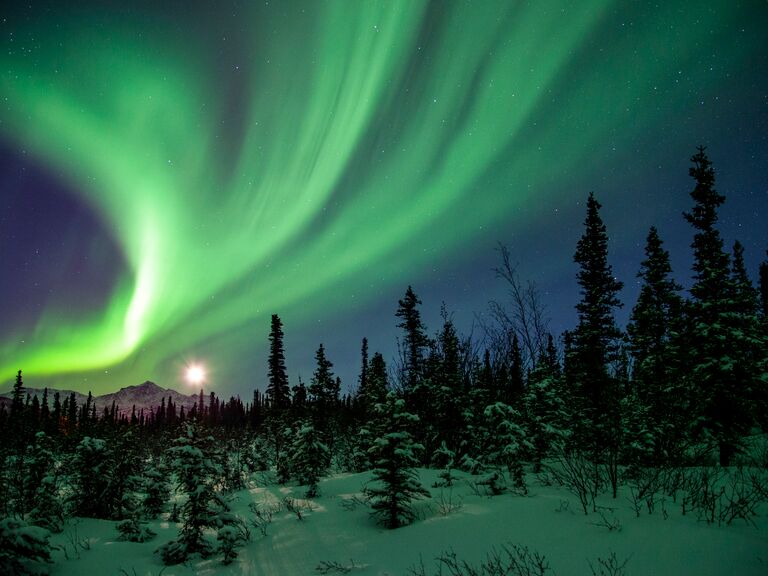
26,432,63,533
143,458,171,518
290,422,329,497
481,402,530,492
364,393,430,528
158,421,226,564
69,436,111,518
0,517,52,575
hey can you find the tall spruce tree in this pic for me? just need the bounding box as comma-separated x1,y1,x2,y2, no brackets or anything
729,241,766,433
358,337,369,399
396,286,430,390
683,147,748,464
433,312,466,455
571,193,624,457
627,226,685,461
266,314,290,409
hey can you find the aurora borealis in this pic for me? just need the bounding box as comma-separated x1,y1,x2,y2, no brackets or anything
1,0,766,396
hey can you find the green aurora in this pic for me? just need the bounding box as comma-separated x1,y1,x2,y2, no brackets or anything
0,1,764,394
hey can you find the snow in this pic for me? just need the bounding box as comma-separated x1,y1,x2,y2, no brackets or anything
45,467,767,575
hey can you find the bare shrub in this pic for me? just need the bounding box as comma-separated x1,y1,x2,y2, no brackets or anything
409,543,552,576
545,450,602,515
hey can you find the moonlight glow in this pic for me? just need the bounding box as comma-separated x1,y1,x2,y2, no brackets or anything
185,364,206,387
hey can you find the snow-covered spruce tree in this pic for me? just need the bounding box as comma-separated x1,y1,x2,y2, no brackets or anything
103,430,144,520
364,393,430,529
431,441,456,487
0,517,52,575
730,241,767,434
480,402,530,493
433,311,469,457
290,421,329,497
683,147,755,465
142,457,171,518
525,335,569,472
68,436,111,518
221,438,247,493
116,514,156,543
26,432,64,533
158,420,227,564
396,286,432,454
570,193,624,470
627,226,686,464
308,343,340,452
350,351,391,473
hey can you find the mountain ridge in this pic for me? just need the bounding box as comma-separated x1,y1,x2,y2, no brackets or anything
0,380,209,416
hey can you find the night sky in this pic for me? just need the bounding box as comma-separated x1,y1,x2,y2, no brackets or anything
1,0,766,397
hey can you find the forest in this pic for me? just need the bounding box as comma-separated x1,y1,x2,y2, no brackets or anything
1,147,767,575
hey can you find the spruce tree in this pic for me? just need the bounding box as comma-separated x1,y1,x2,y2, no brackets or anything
433,312,466,455
731,242,758,315
571,193,624,458
480,402,529,492
26,432,63,533
627,227,685,461
290,421,329,497
309,343,338,408
267,314,290,408
357,337,369,402
158,421,226,564
525,335,568,471
396,286,430,390
0,517,52,575
683,147,749,464
364,393,430,528
143,458,170,518
69,437,111,518
729,241,766,433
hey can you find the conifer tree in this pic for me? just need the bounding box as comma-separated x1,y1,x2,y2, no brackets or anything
433,312,466,455
290,421,329,497
729,241,767,432
69,437,111,518
143,458,170,518
396,286,430,390
525,335,568,471
364,393,430,529
26,432,63,533
366,352,390,410
0,517,52,575
358,337,369,401
480,402,529,492
158,421,226,564
309,343,338,408
571,193,624,458
10,369,25,418
683,147,750,464
627,227,685,461
267,314,290,408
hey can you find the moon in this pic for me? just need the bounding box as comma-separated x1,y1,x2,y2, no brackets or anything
185,363,206,386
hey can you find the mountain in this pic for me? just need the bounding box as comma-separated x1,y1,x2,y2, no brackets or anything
0,381,202,416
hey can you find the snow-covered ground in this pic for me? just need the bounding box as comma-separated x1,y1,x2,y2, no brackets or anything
48,468,767,575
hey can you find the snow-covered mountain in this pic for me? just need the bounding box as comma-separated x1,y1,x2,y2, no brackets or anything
0,381,202,415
